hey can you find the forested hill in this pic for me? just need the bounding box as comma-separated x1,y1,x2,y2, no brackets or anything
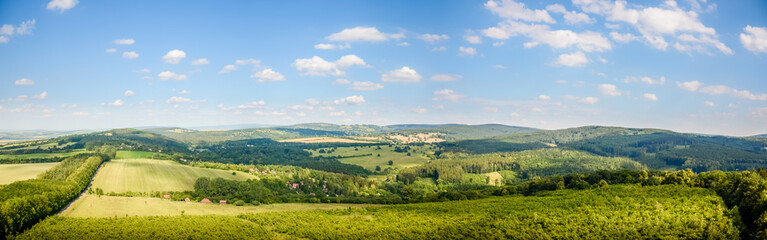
384,124,539,141
443,126,767,172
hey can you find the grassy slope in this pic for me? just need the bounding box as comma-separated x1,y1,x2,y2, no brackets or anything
115,150,159,159
307,145,434,171
90,158,257,193
0,150,88,160
0,162,59,184
22,184,739,239
60,195,377,218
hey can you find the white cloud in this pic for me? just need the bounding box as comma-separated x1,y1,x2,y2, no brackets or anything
133,69,150,73
122,51,139,59
598,84,622,96
699,85,731,95
555,51,589,67
305,99,320,105
485,0,555,23
106,99,124,106
413,107,428,113
538,95,551,100
162,49,186,64
0,24,14,35
0,36,8,44
349,81,383,91
752,107,767,118
419,34,450,43
397,42,410,47
157,71,188,81
598,57,608,63
432,89,465,102
105,48,116,53
326,27,401,42
235,59,260,66
124,90,135,97
329,111,347,117
432,46,447,51
430,74,463,82
482,20,611,52
740,25,767,54
677,80,702,91
545,4,594,24
642,93,658,101
703,101,716,107
641,76,665,85
610,32,639,43
293,55,367,76
191,58,210,65
333,96,366,105
251,68,285,83
13,19,35,36
218,65,238,74
166,96,205,104
381,67,422,83
458,46,477,56
492,65,507,69
483,107,499,113
15,78,34,85
314,43,350,50
333,78,351,85
465,34,482,44
564,95,599,104
178,90,189,95
113,38,135,45
219,101,266,110
47,0,78,12
731,89,767,101
493,41,505,47
31,91,48,100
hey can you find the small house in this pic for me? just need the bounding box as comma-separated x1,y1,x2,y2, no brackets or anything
220,200,227,205
163,194,170,199
200,198,212,203
184,197,191,202
249,168,255,172
292,183,299,189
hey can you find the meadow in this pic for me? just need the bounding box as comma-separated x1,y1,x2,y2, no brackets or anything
114,150,160,159
90,158,256,193
0,162,58,184
0,150,88,160
278,137,375,143
60,194,377,218
307,145,434,171
20,184,739,239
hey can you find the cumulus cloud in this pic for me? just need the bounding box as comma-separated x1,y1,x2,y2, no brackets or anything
465,34,482,44
133,69,150,73
124,90,135,97
122,51,139,59
105,48,117,53
598,84,622,96
545,4,594,24
326,27,402,42
458,46,477,56
741,25,767,54
333,96,366,105
538,95,551,100
703,101,716,107
14,19,35,35
642,93,658,101
0,36,8,44
219,101,266,110
485,0,555,23
31,91,48,100
328,111,347,117
113,38,135,45
166,96,205,104
413,107,428,113
752,107,767,118
432,89,465,102
482,20,611,52
47,0,78,12
162,49,186,64
610,32,639,43
218,65,238,74
314,43,350,50
677,80,702,91
419,34,450,43
15,78,34,85
381,67,422,83
699,85,731,95
555,51,589,67
349,81,383,91
191,58,209,65
105,99,124,106
0,24,14,35
157,71,188,81
430,74,463,82
333,78,351,85
483,107,499,113
564,95,599,104
250,68,285,83
293,55,367,76
622,76,666,85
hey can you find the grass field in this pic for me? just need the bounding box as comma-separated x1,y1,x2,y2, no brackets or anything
307,145,434,171
22,184,739,239
0,162,59,184
91,158,257,193
61,195,378,218
279,137,375,143
115,151,159,159
0,149,88,160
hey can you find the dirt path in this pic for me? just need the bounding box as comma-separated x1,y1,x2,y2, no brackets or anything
56,161,105,215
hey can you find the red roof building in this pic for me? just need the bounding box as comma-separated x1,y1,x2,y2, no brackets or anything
200,198,212,203
220,200,227,205
163,194,170,199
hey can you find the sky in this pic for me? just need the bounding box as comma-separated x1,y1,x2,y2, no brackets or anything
1,0,766,136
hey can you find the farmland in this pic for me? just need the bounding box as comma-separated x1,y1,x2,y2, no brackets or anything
0,162,58,184
90,158,257,193
278,137,376,143
307,145,435,171
61,194,377,218
0,150,88,160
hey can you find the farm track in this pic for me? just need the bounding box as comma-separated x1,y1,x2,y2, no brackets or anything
56,161,105,215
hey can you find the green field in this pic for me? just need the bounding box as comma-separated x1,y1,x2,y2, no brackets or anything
0,149,88,160
61,195,378,218
0,162,59,184
91,158,257,193
115,150,160,159
307,145,434,171
21,184,738,239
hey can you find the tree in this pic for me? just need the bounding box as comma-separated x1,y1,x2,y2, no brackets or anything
388,160,394,166
375,166,381,171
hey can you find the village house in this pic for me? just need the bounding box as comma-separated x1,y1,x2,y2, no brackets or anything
220,200,227,205
184,197,191,203
200,198,212,203
162,194,170,199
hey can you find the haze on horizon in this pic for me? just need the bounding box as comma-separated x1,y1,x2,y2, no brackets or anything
1,0,766,136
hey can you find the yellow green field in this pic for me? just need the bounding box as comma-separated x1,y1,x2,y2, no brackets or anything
115,150,161,159
0,149,88,160
91,158,257,193
307,145,434,171
61,195,378,218
0,162,59,184
278,137,375,143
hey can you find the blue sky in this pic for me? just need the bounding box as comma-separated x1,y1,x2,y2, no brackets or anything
1,0,766,136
